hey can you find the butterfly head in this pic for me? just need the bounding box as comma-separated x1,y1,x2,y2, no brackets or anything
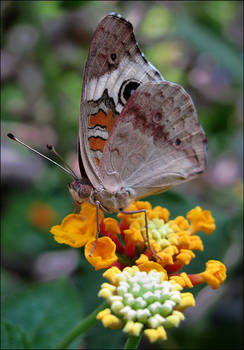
68,178,93,204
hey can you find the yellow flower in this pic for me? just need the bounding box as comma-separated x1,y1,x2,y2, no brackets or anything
117,201,152,227
176,249,195,265
173,216,189,230
200,260,227,289
102,217,121,235
148,206,170,222
103,266,122,286
85,236,118,270
119,203,170,243
135,253,150,265
97,265,195,342
173,260,227,290
144,326,167,342
169,272,194,289
48,199,227,342
177,293,196,310
123,321,143,336
49,200,227,299
123,220,144,246
118,203,208,270
137,261,168,279
155,245,180,268
187,206,216,234
177,231,204,251
50,202,103,248
118,202,169,245
97,308,123,329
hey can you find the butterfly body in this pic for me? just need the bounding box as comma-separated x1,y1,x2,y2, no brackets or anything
68,177,135,212
69,13,207,214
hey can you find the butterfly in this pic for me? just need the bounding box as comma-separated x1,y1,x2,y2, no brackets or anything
8,13,207,257
66,13,207,256
69,12,207,208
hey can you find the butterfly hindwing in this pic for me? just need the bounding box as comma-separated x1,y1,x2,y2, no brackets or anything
98,81,207,199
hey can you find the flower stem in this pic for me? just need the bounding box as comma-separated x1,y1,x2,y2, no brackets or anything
124,334,142,349
54,301,107,349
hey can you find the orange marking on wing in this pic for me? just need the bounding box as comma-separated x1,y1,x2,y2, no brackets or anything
89,137,106,152
94,157,100,167
88,109,116,134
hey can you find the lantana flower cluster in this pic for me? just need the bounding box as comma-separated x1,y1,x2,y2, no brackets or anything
97,265,194,342
50,201,226,342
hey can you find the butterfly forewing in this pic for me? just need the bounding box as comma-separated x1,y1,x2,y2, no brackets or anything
79,13,164,188
98,81,207,199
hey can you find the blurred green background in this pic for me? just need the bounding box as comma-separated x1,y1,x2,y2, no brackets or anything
1,1,243,349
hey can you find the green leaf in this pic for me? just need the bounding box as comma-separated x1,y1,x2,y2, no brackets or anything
2,278,83,349
1,321,31,350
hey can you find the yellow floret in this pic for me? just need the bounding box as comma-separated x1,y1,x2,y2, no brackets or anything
178,292,195,310
176,249,195,265
123,321,143,336
200,260,227,289
103,266,122,285
187,206,215,235
169,272,193,288
144,326,167,342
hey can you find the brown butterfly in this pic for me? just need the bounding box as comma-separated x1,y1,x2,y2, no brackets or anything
8,13,207,257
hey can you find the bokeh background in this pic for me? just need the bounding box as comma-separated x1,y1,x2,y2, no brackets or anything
1,1,243,349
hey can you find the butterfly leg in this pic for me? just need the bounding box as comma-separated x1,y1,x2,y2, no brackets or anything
73,201,80,213
121,209,162,261
88,200,100,256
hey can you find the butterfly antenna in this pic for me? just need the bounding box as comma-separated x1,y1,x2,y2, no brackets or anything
7,133,77,179
46,144,78,179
